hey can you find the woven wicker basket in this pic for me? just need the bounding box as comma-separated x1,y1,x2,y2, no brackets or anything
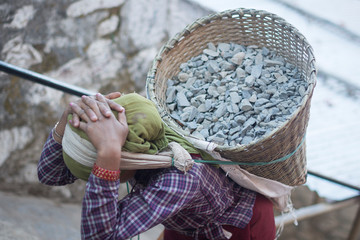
146,8,316,186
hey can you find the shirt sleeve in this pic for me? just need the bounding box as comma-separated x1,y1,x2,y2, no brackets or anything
37,130,77,185
81,169,199,240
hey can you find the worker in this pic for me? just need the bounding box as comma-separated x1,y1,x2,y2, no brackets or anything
38,92,276,240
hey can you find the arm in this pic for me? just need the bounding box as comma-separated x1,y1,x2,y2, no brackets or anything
38,92,122,186
38,112,77,185
73,94,198,239
81,170,199,239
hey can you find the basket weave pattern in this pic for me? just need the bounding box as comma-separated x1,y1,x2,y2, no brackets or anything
146,9,316,186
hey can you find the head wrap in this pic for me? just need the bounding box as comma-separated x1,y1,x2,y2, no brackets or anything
62,93,204,180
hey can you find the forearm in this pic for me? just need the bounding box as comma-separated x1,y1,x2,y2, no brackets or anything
81,169,198,240
38,131,77,185
81,174,162,240
81,174,120,239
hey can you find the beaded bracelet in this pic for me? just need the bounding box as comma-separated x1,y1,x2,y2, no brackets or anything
92,163,121,181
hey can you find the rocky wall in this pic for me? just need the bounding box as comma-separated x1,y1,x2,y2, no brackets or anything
0,0,212,202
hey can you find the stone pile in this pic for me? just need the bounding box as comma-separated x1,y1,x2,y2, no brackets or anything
166,42,308,146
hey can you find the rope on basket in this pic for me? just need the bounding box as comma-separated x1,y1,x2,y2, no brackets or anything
189,134,306,166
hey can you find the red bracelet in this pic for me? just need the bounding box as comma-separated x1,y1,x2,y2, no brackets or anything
92,163,121,181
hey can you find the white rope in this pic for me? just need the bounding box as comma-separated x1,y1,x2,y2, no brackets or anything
275,195,298,240
168,142,194,173
62,125,193,172
62,124,97,167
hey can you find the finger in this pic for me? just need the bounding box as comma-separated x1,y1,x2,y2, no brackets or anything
102,93,124,113
105,92,121,99
77,121,88,133
66,100,81,127
96,93,113,118
70,113,80,128
102,92,124,113
81,95,100,121
96,93,109,104
77,99,98,121
69,102,90,123
117,109,128,127
70,96,96,125
107,99,124,113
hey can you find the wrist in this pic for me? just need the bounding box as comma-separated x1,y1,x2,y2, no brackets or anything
52,122,64,144
95,148,122,171
92,163,121,181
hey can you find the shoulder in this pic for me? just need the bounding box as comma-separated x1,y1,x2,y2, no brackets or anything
129,167,201,209
189,163,227,183
152,166,200,189
152,164,226,192
134,164,227,195
133,166,205,198
156,163,219,182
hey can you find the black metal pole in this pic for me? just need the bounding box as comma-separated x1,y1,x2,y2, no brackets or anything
307,170,360,192
0,60,95,97
1,62,359,193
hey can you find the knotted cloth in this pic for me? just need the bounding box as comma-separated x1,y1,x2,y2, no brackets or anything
62,93,206,180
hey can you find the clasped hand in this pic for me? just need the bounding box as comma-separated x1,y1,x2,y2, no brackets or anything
69,93,129,170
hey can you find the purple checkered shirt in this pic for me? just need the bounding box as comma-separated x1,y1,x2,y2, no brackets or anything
38,132,256,240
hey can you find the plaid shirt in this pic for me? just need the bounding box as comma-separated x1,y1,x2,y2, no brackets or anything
38,132,256,240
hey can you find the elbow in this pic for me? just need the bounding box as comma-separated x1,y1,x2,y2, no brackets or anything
38,174,47,185
37,166,50,185
37,161,56,185
38,153,52,185
81,210,118,240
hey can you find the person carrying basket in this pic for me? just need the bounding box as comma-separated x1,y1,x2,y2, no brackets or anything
38,92,276,240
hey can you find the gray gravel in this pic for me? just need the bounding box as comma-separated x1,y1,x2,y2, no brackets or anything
166,42,308,146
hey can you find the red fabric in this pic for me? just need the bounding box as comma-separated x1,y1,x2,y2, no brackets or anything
163,193,276,240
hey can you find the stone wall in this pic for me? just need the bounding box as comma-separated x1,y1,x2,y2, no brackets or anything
1,2,359,240
0,0,212,202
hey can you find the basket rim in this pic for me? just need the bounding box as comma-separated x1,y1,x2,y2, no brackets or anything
146,8,316,80
145,7,317,152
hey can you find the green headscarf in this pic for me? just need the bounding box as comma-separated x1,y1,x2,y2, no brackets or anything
63,93,208,180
